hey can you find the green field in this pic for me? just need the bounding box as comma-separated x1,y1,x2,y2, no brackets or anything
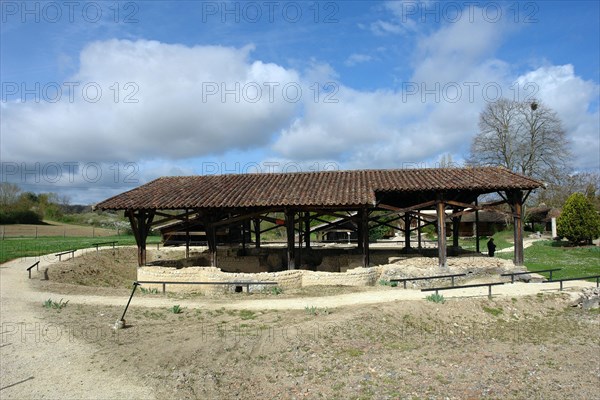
0,235,161,264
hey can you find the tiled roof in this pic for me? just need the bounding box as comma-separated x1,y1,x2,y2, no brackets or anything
94,167,543,210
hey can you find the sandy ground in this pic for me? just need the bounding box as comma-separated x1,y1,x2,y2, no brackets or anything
0,250,155,399
1,248,599,399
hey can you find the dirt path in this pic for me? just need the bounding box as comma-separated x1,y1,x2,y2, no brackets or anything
0,253,155,399
1,249,597,399
496,237,543,254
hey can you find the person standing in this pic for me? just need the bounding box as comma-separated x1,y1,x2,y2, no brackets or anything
487,238,496,257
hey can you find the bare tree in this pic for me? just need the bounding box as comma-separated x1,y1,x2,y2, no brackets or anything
538,172,600,210
469,98,570,183
0,182,21,208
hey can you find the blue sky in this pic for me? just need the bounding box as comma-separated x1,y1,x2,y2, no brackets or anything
1,1,599,204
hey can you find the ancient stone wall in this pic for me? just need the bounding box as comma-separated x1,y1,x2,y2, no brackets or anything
138,248,517,294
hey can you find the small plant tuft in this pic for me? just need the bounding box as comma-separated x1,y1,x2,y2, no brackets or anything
270,286,283,295
170,304,184,314
304,306,331,316
239,310,256,320
425,293,445,304
482,306,503,317
378,279,398,287
43,298,69,310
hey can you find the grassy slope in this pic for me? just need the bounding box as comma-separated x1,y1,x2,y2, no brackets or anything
460,229,514,252
498,240,600,280
0,235,160,264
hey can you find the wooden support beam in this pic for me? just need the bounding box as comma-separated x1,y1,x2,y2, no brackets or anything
185,209,190,259
377,200,437,214
357,209,364,251
285,210,295,270
417,215,422,249
436,197,447,268
127,209,154,267
304,212,311,249
253,218,261,248
404,213,411,249
260,224,283,235
359,208,370,267
211,208,279,228
204,216,218,268
444,200,477,209
151,209,199,227
312,214,356,232
509,190,525,266
451,214,461,249
475,198,480,253
241,222,247,254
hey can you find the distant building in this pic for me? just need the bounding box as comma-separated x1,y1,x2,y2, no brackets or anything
527,205,561,232
155,219,250,246
446,210,509,237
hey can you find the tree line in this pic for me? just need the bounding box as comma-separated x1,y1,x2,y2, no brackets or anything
0,182,71,224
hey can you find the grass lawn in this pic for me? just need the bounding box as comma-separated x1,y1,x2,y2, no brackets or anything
0,235,161,264
460,229,515,252
497,240,600,281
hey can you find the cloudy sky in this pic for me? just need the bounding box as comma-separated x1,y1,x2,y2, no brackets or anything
1,1,599,204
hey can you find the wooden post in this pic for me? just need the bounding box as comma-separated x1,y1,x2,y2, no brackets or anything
360,208,370,268
285,210,295,270
357,209,364,250
304,212,311,249
207,222,218,268
127,209,154,267
510,190,525,266
452,214,461,255
436,196,447,268
475,198,480,253
185,209,190,259
241,221,246,255
253,217,261,248
139,215,147,267
417,215,422,250
404,213,411,250
452,215,460,250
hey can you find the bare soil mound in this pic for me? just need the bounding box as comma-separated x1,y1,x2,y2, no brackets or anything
40,292,600,400
46,248,138,288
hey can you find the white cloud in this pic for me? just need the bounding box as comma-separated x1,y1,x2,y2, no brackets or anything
271,9,510,166
344,53,373,67
3,19,597,206
517,65,600,170
370,20,406,36
1,39,300,164
270,9,598,173
369,1,419,36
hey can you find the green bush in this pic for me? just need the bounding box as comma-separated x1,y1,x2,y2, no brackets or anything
557,193,600,245
0,210,42,224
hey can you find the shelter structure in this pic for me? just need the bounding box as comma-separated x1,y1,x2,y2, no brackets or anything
450,210,509,237
94,167,543,269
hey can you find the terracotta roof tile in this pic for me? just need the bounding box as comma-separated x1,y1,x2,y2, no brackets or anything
95,167,543,210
